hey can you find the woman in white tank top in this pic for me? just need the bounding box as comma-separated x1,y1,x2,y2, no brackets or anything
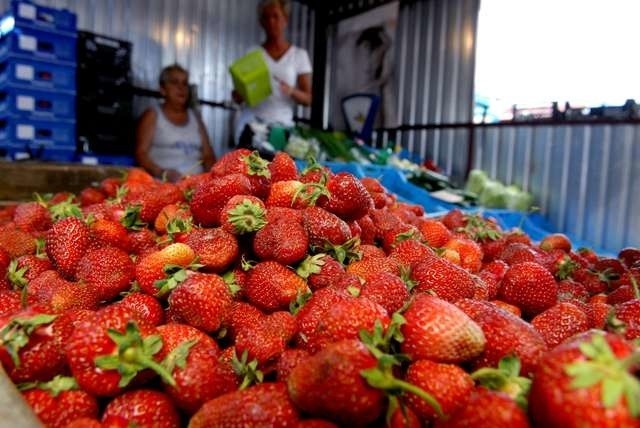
135,64,216,182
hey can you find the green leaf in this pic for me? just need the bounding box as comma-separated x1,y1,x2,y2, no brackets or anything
498,355,521,377
95,354,121,370
162,339,198,373
601,377,624,408
143,335,163,356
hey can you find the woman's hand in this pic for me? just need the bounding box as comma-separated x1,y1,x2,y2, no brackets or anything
278,78,293,97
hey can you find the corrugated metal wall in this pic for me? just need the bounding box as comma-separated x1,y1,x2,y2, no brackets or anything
0,0,315,156
370,0,479,180
472,123,640,253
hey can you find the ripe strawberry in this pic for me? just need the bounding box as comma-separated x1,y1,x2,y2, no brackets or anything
276,348,310,382
531,302,590,348
0,289,22,317
127,228,158,256
7,254,53,293
498,262,558,317
219,195,266,235
296,253,346,291
269,151,298,182
76,246,134,301
184,227,238,273
557,278,589,302
135,242,196,296
298,419,341,428
346,256,400,282
539,233,572,252
499,242,538,265
489,299,523,317
410,257,476,302
401,294,485,363
45,217,90,280
102,389,180,428
189,173,253,226
585,301,612,329
380,224,424,254
359,243,386,259
303,206,352,247
405,359,474,421
418,218,452,248
360,271,410,314
265,180,309,209
287,339,384,426
355,214,377,245
245,261,309,312
611,299,640,340
190,381,299,427
235,311,296,369
443,237,483,273
155,323,237,414
220,301,264,342
389,238,435,267
28,270,100,313
65,305,174,397
13,201,51,233
435,387,530,428
210,148,253,176
88,217,132,251
21,375,98,428
619,247,640,268
298,293,389,353
79,186,106,206
441,209,466,231
125,182,184,224
456,299,548,377
0,224,37,258
529,331,639,427
253,217,309,265
318,173,374,221
167,272,233,333
119,292,165,326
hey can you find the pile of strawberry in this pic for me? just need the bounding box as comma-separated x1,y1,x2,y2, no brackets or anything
0,148,638,427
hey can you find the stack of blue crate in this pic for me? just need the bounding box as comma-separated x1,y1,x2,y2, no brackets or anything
0,0,77,162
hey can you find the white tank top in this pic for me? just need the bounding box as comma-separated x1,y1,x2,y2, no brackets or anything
148,105,204,175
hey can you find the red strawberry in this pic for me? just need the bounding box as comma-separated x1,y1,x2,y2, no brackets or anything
456,299,548,377
155,323,236,414
418,218,452,248
529,331,639,427
102,389,180,428
298,419,341,428
128,228,158,256
401,294,485,363
441,209,466,231
499,242,538,265
380,223,423,254
245,261,309,312
296,253,346,291
253,217,309,265
46,217,90,280
303,206,352,247
360,243,387,259
346,256,400,283
13,201,51,233
276,348,310,382
88,217,132,252
489,299,523,317
557,278,589,302
443,237,483,273
220,301,264,342
65,305,174,397
167,272,233,333
319,173,374,221
0,289,22,318
265,180,311,209
585,301,612,329
184,227,238,273
287,339,384,426
539,233,572,252
76,246,134,301
235,311,296,369
269,151,299,182
410,257,476,302
28,270,100,313
6,254,52,290
498,262,558,317
79,186,106,206
21,375,98,428
405,359,474,421
135,243,196,296
435,387,530,428
360,271,410,314
389,238,435,267
531,302,590,348
619,247,640,268
189,173,252,226
611,299,640,340
0,224,37,258
190,381,299,428
297,293,389,353
119,292,165,326
219,195,266,235
210,148,253,176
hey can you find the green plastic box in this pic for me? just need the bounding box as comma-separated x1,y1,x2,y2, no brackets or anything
229,49,272,107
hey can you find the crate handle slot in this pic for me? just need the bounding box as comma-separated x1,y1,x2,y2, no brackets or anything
35,128,52,138
37,11,55,24
36,70,52,81
37,40,54,53
36,99,52,110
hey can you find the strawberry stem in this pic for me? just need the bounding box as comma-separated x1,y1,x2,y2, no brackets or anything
226,200,266,234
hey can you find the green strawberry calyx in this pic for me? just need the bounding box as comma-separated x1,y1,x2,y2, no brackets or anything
121,205,147,231
459,214,502,241
243,151,271,178
95,321,175,388
359,316,443,417
292,181,330,207
154,260,202,298
471,355,531,410
7,260,28,291
0,313,58,366
321,236,362,265
161,338,198,374
166,216,194,242
226,199,267,234
296,253,327,279
221,271,242,296
18,375,79,397
564,333,640,417
231,349,264,390
289,291,312,315
49,196,83,221
555,256,580,280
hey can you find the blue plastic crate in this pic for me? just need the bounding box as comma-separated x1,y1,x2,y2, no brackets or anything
8,1,77,32
4,141,76,162
78,153,135,166
1,115,75,147
0,84,75,118
0,23,77,64
0,55,76,91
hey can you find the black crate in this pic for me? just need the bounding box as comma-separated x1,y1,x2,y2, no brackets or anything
77,31,131,72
